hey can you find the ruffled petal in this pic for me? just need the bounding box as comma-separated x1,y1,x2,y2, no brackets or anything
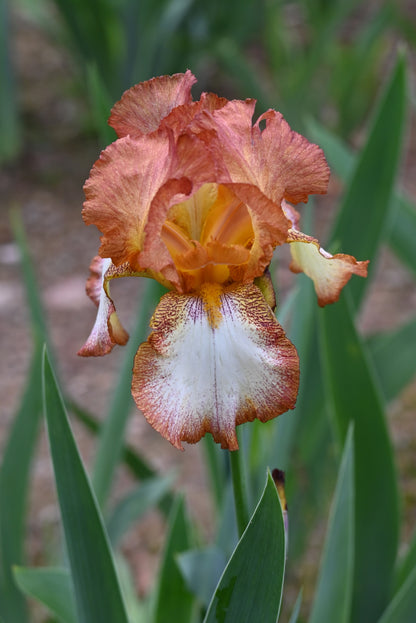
109,70,197,138
288,229,369,306
132,283,299,450
78,256,129,356
192,100,330,205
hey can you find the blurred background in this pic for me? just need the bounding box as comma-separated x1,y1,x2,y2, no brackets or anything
1,0,416,620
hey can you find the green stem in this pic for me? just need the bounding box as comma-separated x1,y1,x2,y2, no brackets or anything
229,448,249,538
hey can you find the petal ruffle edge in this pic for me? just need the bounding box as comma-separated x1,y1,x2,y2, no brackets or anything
132,283,299,450
109,70,197,138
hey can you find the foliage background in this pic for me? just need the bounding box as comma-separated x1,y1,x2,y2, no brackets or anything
1,0,416,621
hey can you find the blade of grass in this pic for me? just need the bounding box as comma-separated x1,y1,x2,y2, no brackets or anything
92,279,166,507
329,53,407,308
309,425,355,623
0,343,43,623
14,567,77,623
319,292,399,623
42,347,129,623
203,472,286,623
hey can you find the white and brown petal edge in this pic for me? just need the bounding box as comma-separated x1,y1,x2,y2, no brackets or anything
78,256,129,356
287,230,369,307
132,282,299,450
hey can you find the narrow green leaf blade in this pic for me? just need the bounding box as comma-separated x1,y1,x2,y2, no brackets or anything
153,496,195,623
14,567,77,623
0,0,21,162
177,546,227,609
42,348,129,623
367,316,416,403
329,54,407,307
203,472,286,623
319,292,399,623
389,196,416,279
378,566,416,623
288,590,302,623
10,210,49,346
309,425,355,623
394,527,416,593
107,475,174,546
0,343,43,622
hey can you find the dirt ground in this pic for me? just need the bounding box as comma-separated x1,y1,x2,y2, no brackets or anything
1,8,416,621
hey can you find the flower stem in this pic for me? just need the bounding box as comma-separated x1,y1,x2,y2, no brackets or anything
229,448,249,538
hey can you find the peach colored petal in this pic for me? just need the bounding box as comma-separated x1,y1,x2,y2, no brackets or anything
132,283,299,450
160,92,229,137
109,70,197,138
288,229,369,306
82,134,195,288
255,110,330,204
78,257,129,356
192,100,329,205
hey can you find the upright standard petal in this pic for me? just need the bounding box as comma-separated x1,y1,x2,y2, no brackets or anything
192,100,330,205
109,70,197,138
82,133,197,289
132,283,299,450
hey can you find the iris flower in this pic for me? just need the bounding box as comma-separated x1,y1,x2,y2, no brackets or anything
78,71,368,451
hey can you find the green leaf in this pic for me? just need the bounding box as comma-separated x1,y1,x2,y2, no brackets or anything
152,496,195,623
68,400,156,479
107,474,174,546
14,567,77,623
0,344,43,622
309,425,355,623
203,472,286,623
367,316,416,403
177,546,227,609
306,116,355,179
394,528,416,593
377,566,416,623
42,348,129,623
389,196,416,279
10,209,49,347
0,0,21,162
319,292,399,623
86,63,116,146
288,590,302,623
329,53,407,308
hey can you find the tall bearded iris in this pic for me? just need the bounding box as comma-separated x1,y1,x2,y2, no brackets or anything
78,71,368,451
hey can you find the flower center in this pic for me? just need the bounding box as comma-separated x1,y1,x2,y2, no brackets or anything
161,184,254,291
